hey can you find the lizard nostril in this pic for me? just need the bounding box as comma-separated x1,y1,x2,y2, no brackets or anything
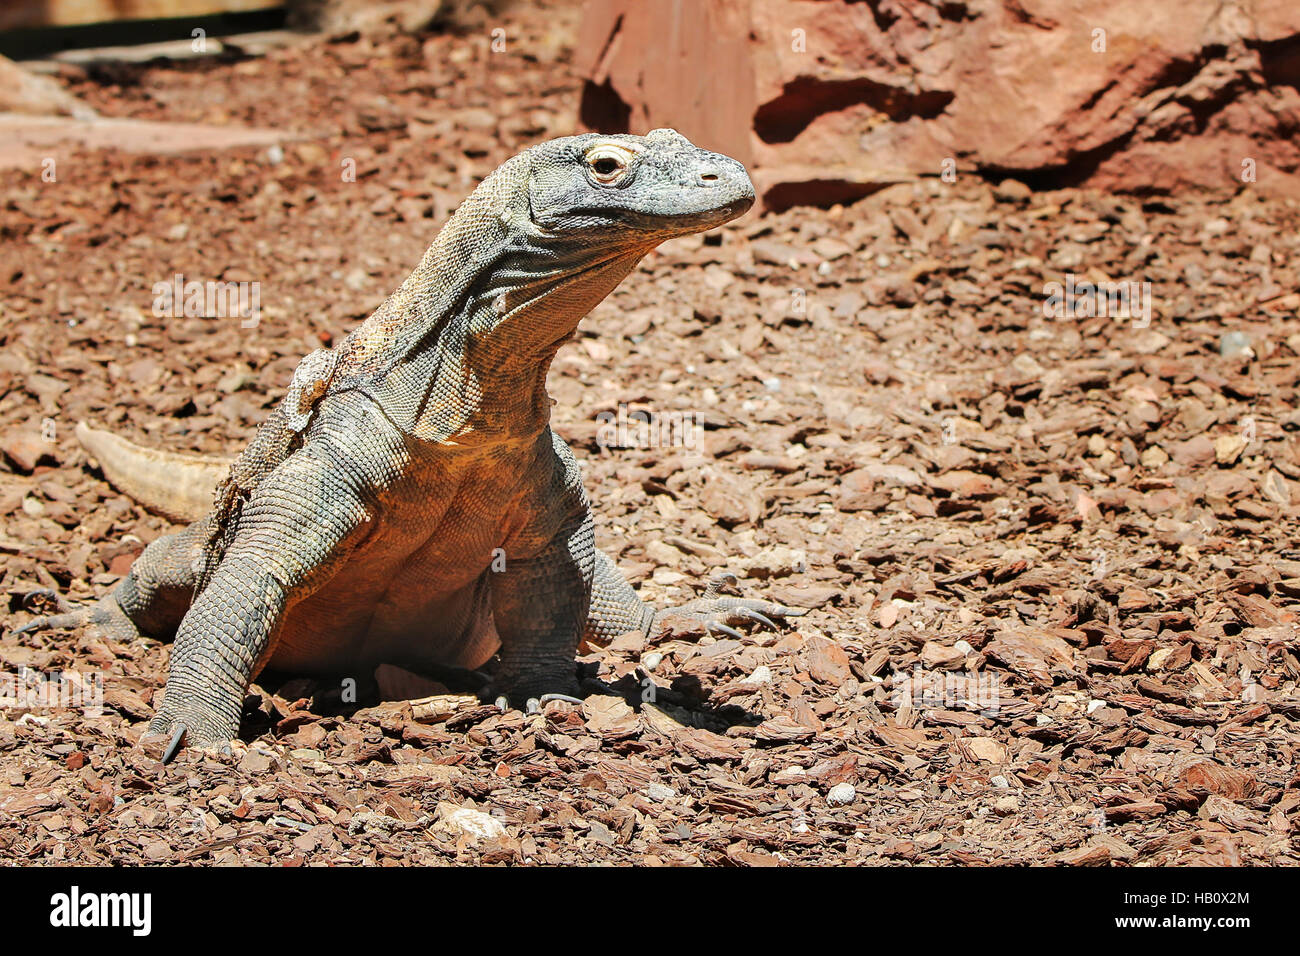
699,171,719,183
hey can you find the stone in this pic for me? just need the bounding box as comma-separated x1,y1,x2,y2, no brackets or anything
0,114,289,170
1215,434,1249,465
644,783,676,802
967,737,1007,764
1170,434,1215,468
437,802,507,841
1219,330,1253,359
993,179,1032,202
2,430,57,474
0,54,95,119
576,0,1300,210
921,641,966,669
826,782,856,806
1179,760,1260,799
803,635,853,685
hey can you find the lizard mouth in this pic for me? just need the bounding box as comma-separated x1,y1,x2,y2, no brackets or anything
644,192,754,232
560,192,753,234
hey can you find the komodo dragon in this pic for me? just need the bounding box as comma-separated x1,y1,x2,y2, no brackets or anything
19,129,801,761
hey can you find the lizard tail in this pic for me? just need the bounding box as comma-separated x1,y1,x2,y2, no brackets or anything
75,422,231,524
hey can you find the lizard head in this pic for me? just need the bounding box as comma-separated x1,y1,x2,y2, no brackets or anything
526,128,755,244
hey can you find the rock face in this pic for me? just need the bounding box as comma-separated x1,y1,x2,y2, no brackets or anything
576,0,1300,209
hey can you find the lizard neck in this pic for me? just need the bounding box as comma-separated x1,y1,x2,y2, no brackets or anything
428,244,648,445
341,234,650,446
330,149,658,446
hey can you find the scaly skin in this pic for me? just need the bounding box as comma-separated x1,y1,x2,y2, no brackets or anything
19,130,803,760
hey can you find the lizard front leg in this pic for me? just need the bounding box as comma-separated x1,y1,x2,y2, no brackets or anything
489,433,594,705
148,438,379,760
584,547,653,645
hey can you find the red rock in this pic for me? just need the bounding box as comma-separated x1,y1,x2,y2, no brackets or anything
1170,434,1216,467
674,727,745,761
1179,760,1260,799
921,641,966,669
802,635,852,685
108,551,140,577
836,468,884,512
1,429,57,473
984,628,1078,683
577,0,1300,209
1140,488,1183,514
582,695,640,738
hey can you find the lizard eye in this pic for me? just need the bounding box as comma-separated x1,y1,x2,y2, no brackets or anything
584,144,635,184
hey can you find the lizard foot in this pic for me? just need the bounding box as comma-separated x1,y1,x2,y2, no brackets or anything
144,706,239,765
12,587,84,635
662,571,807,639
492,693,585,715
11,594,140,643
482,664,584,714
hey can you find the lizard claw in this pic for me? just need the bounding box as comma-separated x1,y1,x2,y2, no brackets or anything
146,700,239,765
151,724,232,765
163,724,187,765
12,607,93,636
735,607,778,631
22,587,71,615
12,588,85,635
10,596,139,643
11,618,46,637
499,693,584,715
707,621,745,640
